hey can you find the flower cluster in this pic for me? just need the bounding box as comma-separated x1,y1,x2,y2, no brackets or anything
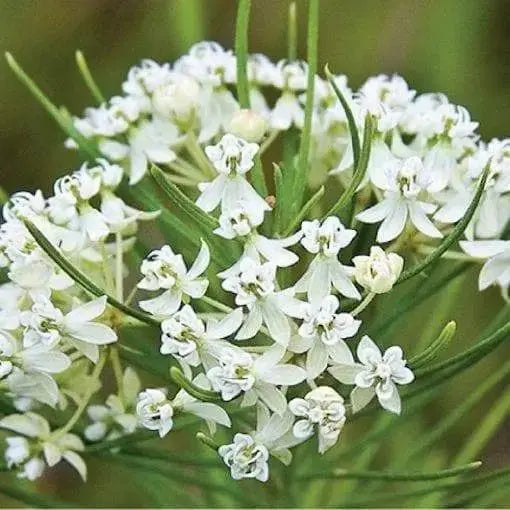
1,39,508,485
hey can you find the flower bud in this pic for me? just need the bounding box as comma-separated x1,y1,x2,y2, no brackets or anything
229,109,267,143
5,436,30,467
20,457,45,481
352,246,403,294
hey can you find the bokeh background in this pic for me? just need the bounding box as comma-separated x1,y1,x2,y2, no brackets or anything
0,0,509,507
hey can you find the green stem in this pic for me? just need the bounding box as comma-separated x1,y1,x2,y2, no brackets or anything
53,351,107,438
298,462,481,482
397,162,490,284
294,0,319,208
287,2,297,61
75,50,105,104
24,219,159,327
282,185,324,236
351,292,376,317
325,113,374,218
170,366,222,402
325,64,361,167
235,0,251,108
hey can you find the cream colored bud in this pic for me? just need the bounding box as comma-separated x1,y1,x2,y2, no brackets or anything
229,109,267,143
352,246,403,294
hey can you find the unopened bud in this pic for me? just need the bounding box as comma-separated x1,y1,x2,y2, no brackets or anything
229,109,267,143
353,246,403,294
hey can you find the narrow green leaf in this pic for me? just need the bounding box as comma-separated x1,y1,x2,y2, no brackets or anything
397,162,491,284
125,446,222,467
409,321,456,368
0,483,70,508
24,220,159,328
150,165,218,231
235,0,251,108
325,113,374,218
298,461,481,482
75,50,105,104
283,185,324,236
325,64,361,167
415,319,510,378
0,186,8,205
174,0,205,53
453,384,510,465
170,366,222,402
287,2,297,61
405,359,510,463
294,0,319,209
5,52,99,160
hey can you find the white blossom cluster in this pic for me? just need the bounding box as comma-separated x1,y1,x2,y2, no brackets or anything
1,41,508,485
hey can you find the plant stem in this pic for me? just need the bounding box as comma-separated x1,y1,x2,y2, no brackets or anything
351,292,376,316
53,351,107,438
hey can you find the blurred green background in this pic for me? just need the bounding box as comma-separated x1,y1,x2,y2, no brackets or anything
0,0,509,507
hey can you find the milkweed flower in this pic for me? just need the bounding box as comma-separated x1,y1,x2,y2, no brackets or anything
296,217,360,302
329,335,414,414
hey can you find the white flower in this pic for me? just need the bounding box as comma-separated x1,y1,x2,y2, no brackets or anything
137,380,231,438
460,240,510,294
136,388,174,437
21,296,117,362
296,217,360,302
138,241,209,317
352,246,403,293
100,119,178,185
289,386,346,453
218,433,269,482
196,134,270,214
5,436,30,467
160,305,243,368
356,156,443,243
296,295,361,378
214,201,300,271
0,413,87,480
207,345,306,414
221,258,303,344
329,335,414,415
19,457,46,481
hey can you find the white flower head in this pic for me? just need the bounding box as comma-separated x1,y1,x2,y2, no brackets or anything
357,156,443,243
296,217,360,302
136,388,174,437
289,386,346,454
218,433,269,482
138,241,209,317
329,335,414,415
353,246,404,293
297,295,360,378
196,135,270,214
207,345,306,414
5,436,30,467
160,305,242,367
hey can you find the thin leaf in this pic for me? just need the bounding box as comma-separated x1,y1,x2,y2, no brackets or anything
150,165,218,231
294,0,319,209
325,63,361,167
287,2,297,61
24,220,159,328
453,384,510,465
325,113,374,218
414,319,510,378
75,50,105,104
235,0,251,108
409,321,456,368
397,162,491,284
170,366,222,402
298,461,481,482
283,185,324,236
0,483,70,508
5,52,99,160
174,0,205,53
